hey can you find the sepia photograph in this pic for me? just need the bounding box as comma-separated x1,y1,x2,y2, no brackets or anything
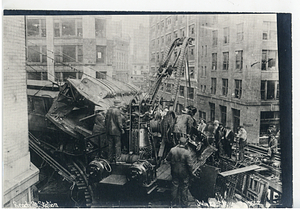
2,11,292,208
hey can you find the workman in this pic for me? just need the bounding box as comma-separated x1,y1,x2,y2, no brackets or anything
223,126,235,158
166,137,194,208
105,100,125,163
213,120,225,158
173,107,194,143
268,134,278,162
236,126,247,161
92,106,107,158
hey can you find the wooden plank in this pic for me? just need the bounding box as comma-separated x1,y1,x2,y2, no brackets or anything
219,165,261,177
99,174,127,186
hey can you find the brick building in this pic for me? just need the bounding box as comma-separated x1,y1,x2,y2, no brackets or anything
149,14,279,143
25,15,130,84
3,16,39,207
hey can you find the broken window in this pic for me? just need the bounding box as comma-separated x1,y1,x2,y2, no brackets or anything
236,50,243,70
261,80,280,100
262,50,277,70
27,18,46,37
212,53,217,70
62,19,75,36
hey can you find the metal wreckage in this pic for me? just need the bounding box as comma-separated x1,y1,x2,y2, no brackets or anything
28,37,282,208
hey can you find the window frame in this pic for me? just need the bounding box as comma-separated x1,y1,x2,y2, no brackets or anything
212,53,217,70
211,78,217,95
234,79,242,99
235,50,243,70
223,52,229,70
222,78,228,96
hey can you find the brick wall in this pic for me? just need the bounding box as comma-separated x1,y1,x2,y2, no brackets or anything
3,16,29,168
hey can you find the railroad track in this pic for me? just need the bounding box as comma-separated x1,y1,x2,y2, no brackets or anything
29,132,93,207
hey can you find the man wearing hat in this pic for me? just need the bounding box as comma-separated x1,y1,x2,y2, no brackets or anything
166,137,194,208
92,106,107,158
236,126,247,161
105,99,125,163
173,107,194,143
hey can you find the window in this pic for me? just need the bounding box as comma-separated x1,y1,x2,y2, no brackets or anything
27,46,47,63
262,21,277,40
174,31,178,39
210,103,215,122
166,83,172,93
261,50,277,70
189,24,195,37
161,36,164,45
167,17,172,28
181,28,185,37
157,23,160,30
211,78,216,94
167,33,171,44
199,111,206,121
205,45,207,57
201,24,204,37
235,50,243,70
220,105,227,126
161,20,164,29
261,80,279,100
234,79,242,99
189,67,195,79
222,79,228,96
179,86,184,97
223,52,229,70
232,108,240,133
54,45,83,63
260,111,280,135
212,30,218,46
237,23,244,42
212,53,217,70
95,18,106,38
202,46,204,56
63,72,76,81
203,85,206,93
204,66,207,77
96,46,106,63
224,27,229,44
96,71,107,79
62,19,75,36
53,18,83,37
27,19,46,37
205,23,208,36
188,87,194,99
189,46,195,60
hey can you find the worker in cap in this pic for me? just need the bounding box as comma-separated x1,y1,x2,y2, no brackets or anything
173,107,194,143
166,136,193,208
105,99,125,163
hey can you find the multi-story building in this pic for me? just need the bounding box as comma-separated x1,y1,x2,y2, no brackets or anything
25,15,130,84
149,14,279,144
131,24,150,91
149,15,198,111
3,16,39,207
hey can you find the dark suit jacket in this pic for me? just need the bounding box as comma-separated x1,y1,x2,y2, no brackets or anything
105,106,123,136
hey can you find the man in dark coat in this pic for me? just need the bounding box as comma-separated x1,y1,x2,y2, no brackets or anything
166,137,194,208
173,107,194,143
213,120,225,158
105,100,124,163
223,127,235,158
92,107,107,158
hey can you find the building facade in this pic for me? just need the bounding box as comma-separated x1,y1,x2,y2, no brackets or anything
3,16,39,207
149,14,279,144
25,15,130,84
